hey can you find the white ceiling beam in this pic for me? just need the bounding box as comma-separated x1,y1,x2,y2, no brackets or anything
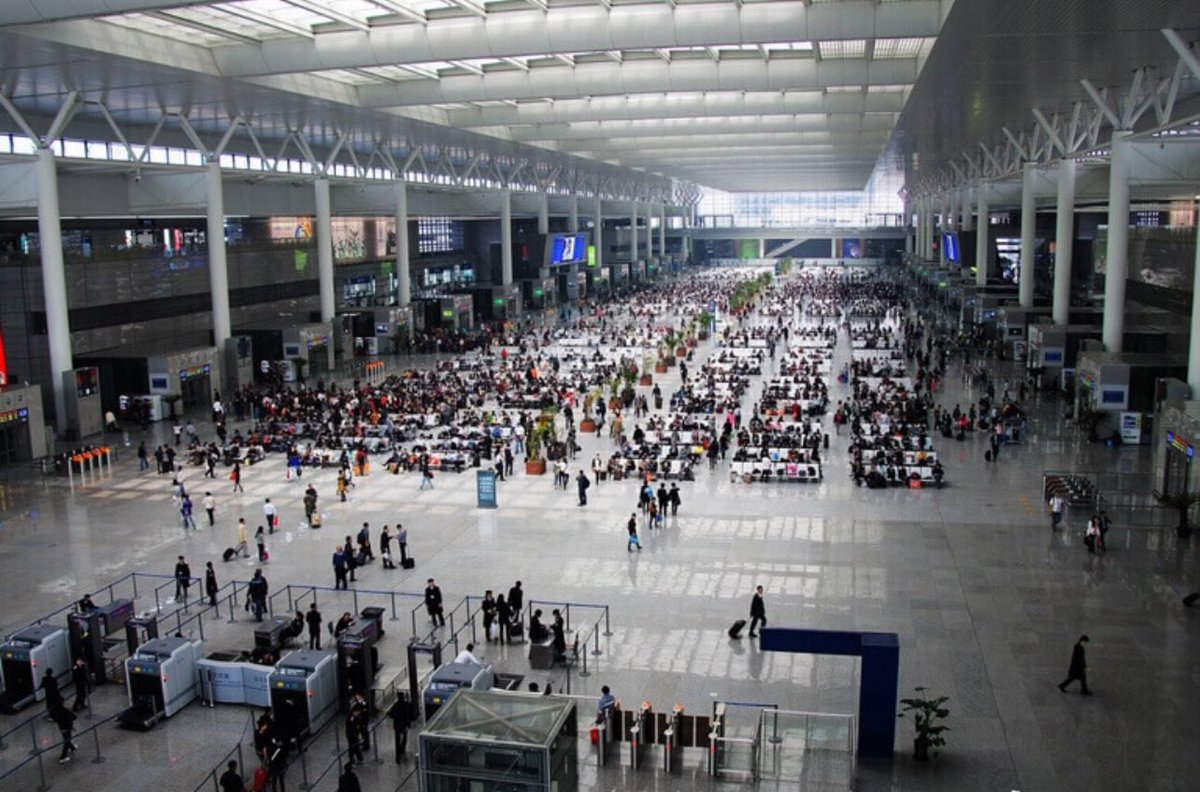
282,0,370,32
146,10,259,45
358,57,918,107
367,0,428,25
444,0,487,18
507,113,897,141
446,90,905,127
217,4,315,40
209,1,943,77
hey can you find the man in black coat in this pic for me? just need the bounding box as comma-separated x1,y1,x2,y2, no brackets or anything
425,578,445,626
306,603,323,650
749,585,767,638
70,658,89,712
1058,635,1092,694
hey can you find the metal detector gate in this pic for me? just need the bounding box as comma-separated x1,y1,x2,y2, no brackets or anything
406,638,442,723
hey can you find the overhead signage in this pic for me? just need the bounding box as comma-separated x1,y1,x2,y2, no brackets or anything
1167,431,1194,459
180,364,211,381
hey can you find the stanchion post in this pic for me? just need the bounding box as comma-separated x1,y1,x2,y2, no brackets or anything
154,588,162,614
389,592,398,621
298,747,310,790
592,630,602,657
352,589,359,614
35,748,46,791
604,606,612,637
333,725,342,756
286,585,294,613
90,725,105,764
28,718,38,756
579,638,590,677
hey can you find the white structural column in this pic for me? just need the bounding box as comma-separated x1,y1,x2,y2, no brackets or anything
1052,159,1077,325
1019,164,1037,308
1103,131,1133,352
394,180,411,306
633,199,643,261
500,188,513,286
644,205,654,260
938,197,947,266
658,205,666,261
593,194,604,269
975,186,989,286
537,192,549,236
314,178,335,322
568,194,579,233
1188,214,1200,395
960,187,974,233
204,161,232,348
35,148,72,431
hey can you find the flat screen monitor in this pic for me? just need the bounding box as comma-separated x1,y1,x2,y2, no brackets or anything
942,233,960,263
546,233,589,267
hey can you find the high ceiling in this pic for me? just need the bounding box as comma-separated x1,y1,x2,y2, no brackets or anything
0,0,948,194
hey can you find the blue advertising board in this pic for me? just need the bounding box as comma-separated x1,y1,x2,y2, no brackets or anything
476,470,498,509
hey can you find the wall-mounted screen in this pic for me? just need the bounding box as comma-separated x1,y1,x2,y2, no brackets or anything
546,233,589,266
942,233,960,263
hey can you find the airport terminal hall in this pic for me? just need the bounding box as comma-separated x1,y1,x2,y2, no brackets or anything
3,1,1200,791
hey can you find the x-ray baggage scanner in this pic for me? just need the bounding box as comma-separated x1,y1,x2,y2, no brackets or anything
0,626,71,713
270,650,337,742
119,636,202,729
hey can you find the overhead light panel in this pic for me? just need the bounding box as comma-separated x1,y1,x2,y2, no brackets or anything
817,40,867,60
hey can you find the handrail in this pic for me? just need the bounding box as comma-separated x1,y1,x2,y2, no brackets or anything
190,710,257,792
0,708,42,750
0,710,124,786
300,706,397,792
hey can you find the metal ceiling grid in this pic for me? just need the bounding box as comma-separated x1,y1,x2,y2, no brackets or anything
0,0,950,194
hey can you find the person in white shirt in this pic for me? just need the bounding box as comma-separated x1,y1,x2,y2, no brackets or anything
1048,493,1065,531
264,498,277,535
454,643,481,665
203,492,216,526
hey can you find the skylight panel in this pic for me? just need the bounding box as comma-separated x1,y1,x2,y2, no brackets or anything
818,39,867,60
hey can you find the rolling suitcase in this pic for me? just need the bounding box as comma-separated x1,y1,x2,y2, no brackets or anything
222,547,237,562
1183,592,1199,607
401,557,415,569
728,619,747,640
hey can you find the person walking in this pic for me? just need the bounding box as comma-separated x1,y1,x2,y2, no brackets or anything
204,492,216,527
332,545,349,590
306,603,323,650
989,425,1002,462
137,441,149,472
247,569,268,622
626,513,642,552
496,594,512,645
174,556,192,602
230,461,244,493
50,703,77,764
255,526,268,562
263,498,277,535
576,470,590,506
668,483,681,516
507,581,523,618
180,495,197,531
1048,491,1066,531
218,760,244,792
748,585,767,638
234,518,250,558
1058,635,1092,695
481,590,497,642
205,561,219,606
425,578,445,626
70,658,89,712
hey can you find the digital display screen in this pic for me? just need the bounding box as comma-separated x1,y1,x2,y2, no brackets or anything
547,234,588,266
75,367,99,397
1101,389,1125,405
1044,351,1064,363
942,233,960,263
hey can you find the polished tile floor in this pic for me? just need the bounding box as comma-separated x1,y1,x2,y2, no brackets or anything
0,304,1197,792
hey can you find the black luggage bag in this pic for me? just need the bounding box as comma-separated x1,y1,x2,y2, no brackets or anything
222,547,237,562
728,619,747,639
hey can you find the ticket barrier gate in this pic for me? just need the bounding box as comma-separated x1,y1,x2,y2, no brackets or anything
707,701,762,781
590,707,616,768
613,703,710,773
627,704,654,770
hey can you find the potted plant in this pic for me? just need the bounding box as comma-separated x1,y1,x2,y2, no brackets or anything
898,687,950,762
289,356,308,384
163,393,183,421
620,369,636,408
1153,489,1200,538
1076,406,1104,443
639,353,654,386
525,413,557,475
697,310,713,340
580,389,599,433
